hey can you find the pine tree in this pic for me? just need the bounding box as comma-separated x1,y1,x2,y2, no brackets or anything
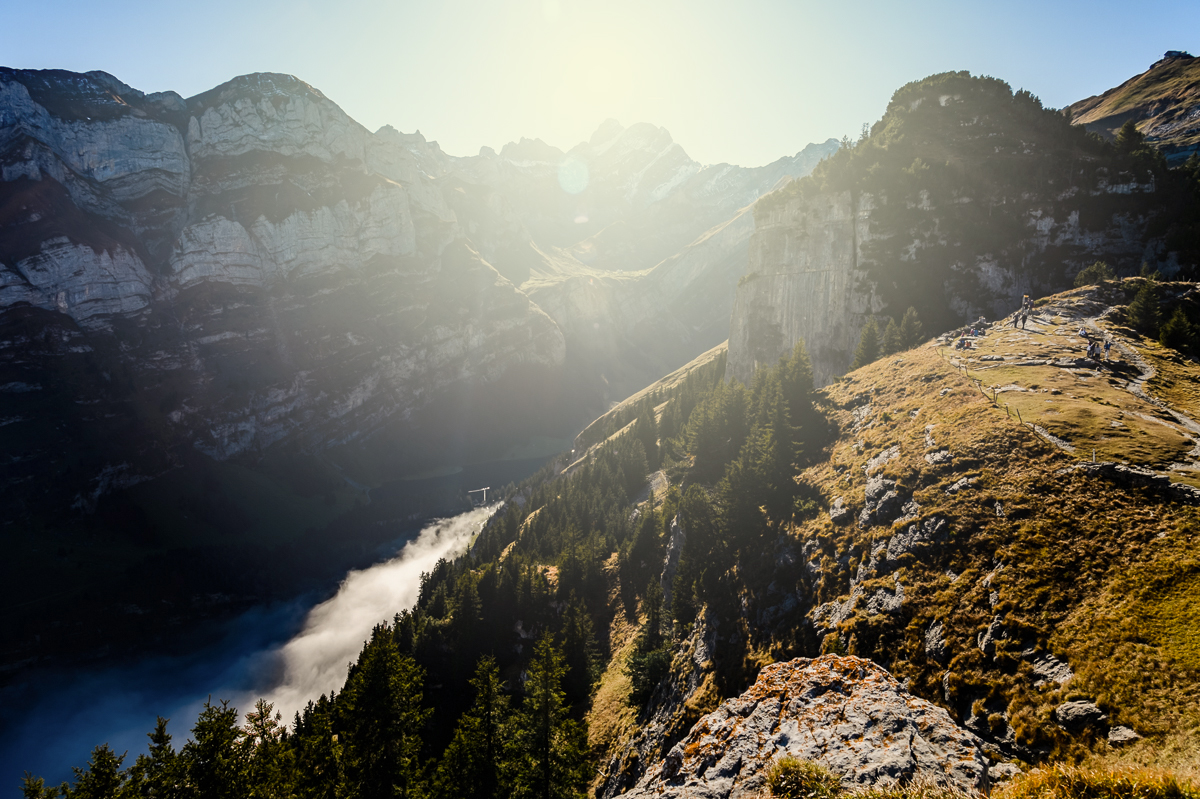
435,657,511,799
340,625,431,799
560,593,599,710
20,774,62,799
181,699,248,799
1115,119,1146,152
1160,306,1192,351
243,700,294,799
1127,278,1161,336
625,580,671,706
123,717,180,799
671,485,721,626
632,398,659,471
64,744,126,799
1074,261,1115,287
880,318,903,356
899,307,924,349
509,634,589,799
291,696,344,799
851,317,881,370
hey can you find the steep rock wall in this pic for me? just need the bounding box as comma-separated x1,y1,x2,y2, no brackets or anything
0,68,566,514
728,191,877,387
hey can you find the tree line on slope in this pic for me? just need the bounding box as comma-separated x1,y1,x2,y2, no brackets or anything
28,340,835,799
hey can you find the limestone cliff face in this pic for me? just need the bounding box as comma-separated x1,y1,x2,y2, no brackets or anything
728,71,1187,388
728,191,878,387
0,69,565,512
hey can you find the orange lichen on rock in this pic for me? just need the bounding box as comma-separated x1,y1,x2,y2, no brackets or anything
617,655,996,799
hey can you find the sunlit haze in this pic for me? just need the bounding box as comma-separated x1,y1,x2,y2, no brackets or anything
4,0,1198,166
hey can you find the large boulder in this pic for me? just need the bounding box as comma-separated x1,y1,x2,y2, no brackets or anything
617,655,994,799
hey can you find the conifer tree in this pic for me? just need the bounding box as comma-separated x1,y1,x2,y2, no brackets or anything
181,699,248,799
1127,278,1161,336
20,774,62,799
65,744,126,799
243,700,294,799
340,625,431,799
560,593,599,710
509,634,589,799
625,580,671,706
1115,119,1146,152
1160,306,1192,351
435,657,511,799
1074,260,1115,287
899,306,924,349
880,318,903,356
632,398,660,471
291,696,344,799
124,717,180,799
851,317,881,370
671,485,721,626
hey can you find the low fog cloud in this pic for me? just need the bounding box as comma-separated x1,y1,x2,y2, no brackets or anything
0,506,497,789
244,504,497,723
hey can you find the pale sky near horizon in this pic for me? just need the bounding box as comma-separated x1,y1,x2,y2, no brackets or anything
4,0,1198,167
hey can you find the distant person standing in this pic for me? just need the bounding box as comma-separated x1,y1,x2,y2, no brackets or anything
1103,339,1112,360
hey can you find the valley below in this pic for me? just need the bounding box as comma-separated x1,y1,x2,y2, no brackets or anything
5,51,1200,799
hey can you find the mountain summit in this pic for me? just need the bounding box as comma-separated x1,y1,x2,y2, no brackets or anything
1067,51,1200,164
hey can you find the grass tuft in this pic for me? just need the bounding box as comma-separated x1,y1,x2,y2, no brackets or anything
766,756,843,799
995,764,1200,799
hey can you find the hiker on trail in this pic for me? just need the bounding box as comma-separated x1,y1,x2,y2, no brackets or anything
1078,327,1089,340
1103,339,1112,360
1020,312,1028,330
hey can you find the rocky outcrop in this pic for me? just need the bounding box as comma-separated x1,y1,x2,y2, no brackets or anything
0,68,566,515
727,71,1183,387
728,190,877,387
618,655,993,799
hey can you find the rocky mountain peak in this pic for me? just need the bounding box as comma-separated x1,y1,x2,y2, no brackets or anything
589,117,625,146
499,136,564,164
0,67,143,122
186,72,330,114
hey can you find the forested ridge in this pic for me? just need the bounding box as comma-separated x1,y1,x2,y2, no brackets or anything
24,341,831,799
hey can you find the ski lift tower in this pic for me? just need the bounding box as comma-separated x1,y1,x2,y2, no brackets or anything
468,487,491,506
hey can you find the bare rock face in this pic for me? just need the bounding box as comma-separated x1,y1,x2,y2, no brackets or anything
728,190,878,388
0,68,566,514
618,655,992,799
726,73,1179,389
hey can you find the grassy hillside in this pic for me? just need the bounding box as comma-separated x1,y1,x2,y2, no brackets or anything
30,281,1200,799
1067,53,1200,163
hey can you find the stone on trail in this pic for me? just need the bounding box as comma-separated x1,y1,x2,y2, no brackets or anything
616,655,993,799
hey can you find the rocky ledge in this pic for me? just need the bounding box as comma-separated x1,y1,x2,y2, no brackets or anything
618,655,997,799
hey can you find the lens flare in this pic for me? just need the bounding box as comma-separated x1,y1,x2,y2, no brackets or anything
558,156,589,194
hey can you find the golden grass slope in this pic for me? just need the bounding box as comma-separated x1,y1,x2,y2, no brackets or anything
779,281,1200,761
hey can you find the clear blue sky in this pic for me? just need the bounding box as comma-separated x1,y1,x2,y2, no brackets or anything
4,0,1197,167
